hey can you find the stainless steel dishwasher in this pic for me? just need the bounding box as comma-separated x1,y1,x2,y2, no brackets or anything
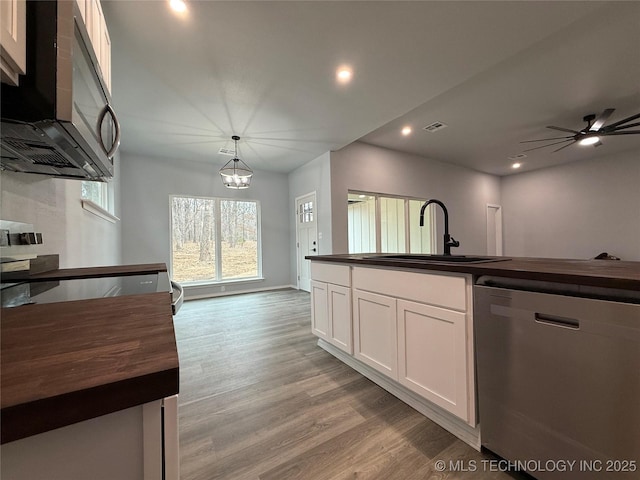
474,276,640,480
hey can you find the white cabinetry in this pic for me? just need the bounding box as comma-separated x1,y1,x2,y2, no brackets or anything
0,397,179,480
328,283,351,353
352,266,475,426
0,0,26,85
310,263,352,354
76,0,111,93
397,299,468,420
311,280,329,338
353,289,397,378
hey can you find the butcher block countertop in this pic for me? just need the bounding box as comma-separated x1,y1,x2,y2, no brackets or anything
0,264,179,444
308,254,640,291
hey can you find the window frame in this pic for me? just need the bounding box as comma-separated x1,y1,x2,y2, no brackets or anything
169,194,263,285
81,180,118,222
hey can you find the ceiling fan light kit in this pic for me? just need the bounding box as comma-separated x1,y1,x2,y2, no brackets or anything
521,108,640,153
219,135,253,189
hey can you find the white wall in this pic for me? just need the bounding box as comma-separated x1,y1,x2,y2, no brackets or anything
501,150,640,261
120,153,291,298
0,157,122,268
287,151,332,285
330,142,502,255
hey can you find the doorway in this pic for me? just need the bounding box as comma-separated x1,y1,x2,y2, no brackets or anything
486,204,503,256
295,192,318,292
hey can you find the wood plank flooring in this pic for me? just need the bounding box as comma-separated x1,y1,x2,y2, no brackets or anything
174,289,528,480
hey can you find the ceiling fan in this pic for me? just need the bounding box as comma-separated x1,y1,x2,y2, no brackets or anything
521,108,640,153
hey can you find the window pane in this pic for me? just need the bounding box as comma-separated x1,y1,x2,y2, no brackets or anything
171,197,216,283
220,200,258,279
380,197,405,253
348,193,376,254
409,200,433,254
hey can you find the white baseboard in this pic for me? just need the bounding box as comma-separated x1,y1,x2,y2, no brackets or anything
185,284,300,301
317,338,481,451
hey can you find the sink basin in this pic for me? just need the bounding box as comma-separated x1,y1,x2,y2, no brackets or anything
362,254,511,264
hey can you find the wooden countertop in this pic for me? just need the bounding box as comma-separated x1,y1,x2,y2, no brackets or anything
307,254,640,291
1,286,179,444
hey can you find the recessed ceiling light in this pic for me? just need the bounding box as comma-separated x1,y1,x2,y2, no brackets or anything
512,162,522,169
169,0,187,13
336,66,353,84
401,126,412,136
578,135,600,146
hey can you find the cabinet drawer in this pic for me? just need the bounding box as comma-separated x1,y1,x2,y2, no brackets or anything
353,267,469,312
311,262,350,287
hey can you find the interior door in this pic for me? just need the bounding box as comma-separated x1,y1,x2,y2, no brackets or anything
296,192,317,292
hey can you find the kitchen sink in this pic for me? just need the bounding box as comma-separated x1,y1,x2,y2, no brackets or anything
362,254,511,264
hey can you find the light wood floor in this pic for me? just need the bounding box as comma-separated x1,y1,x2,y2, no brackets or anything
174,289,527,480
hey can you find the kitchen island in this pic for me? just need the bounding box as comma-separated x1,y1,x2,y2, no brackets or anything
306,254,640,451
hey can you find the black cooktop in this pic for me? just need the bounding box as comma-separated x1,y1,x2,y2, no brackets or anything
1,272,170,308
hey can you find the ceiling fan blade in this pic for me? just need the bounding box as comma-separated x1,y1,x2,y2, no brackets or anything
546,126,580,134
604,112,640,130
590,108,615,131
553,140,577,153
604,130,640,135
520,136,573,143
522,139,573,152
609,121,640,131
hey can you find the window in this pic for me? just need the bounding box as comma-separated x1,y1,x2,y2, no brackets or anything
347,192,435,254
170,195,261,284
81,180,117,222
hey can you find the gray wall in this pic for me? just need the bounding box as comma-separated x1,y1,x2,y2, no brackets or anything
0,157,122,268
501,150,640,261
329,142,502,255
287,151,332,285
120,153,291,298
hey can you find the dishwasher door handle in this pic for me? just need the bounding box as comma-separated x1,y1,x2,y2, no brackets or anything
535,312,580,329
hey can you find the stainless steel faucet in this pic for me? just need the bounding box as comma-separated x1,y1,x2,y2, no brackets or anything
419,199,460,255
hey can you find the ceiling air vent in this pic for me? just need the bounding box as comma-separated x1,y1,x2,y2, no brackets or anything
218,147,236,156
422,121,448,133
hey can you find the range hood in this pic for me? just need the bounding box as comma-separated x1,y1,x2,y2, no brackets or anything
0,0,119,181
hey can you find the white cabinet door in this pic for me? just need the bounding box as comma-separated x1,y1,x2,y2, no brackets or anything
98,3,111,93
0,0,26,85
310,280,329,340
353,289,397,379
328,283,352,354
75,0,88,24
397,299,469,421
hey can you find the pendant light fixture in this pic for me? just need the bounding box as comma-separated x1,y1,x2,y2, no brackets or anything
219,135,253,189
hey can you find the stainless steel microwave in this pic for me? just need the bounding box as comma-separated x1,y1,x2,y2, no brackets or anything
0,0,120,181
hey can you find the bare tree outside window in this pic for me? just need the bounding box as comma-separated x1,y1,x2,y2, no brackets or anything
171,196,260,283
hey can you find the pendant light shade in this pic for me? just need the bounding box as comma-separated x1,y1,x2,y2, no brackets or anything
219,135,253,189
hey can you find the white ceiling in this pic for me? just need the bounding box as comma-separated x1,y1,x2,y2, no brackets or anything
102,1,640,177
